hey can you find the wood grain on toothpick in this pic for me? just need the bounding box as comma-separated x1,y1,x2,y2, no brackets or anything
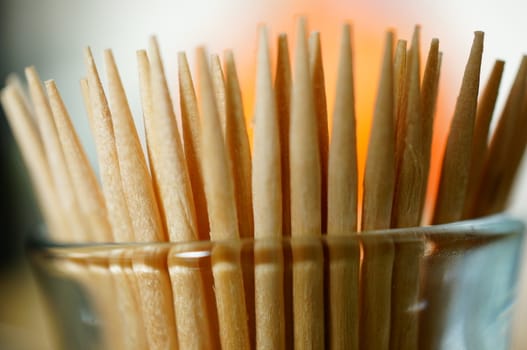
46,80,113,242
252,26,285,350
0,85,65,240
197,46,250,350
275,33,293,237
178,51,210,240
26,67,88,241
360,31,396,350
290,18,324,349
432,31,484,224
147,38,214,349
327,23,359,350
463,60,504,217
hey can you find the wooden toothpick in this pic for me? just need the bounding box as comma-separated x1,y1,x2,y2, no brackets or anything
252,25,285,350
463,60,505,217
147,37,214,348
104,49,165,242
392,26,424,229
327,23,359,350
26,67,88,241
275,33,293,237
46,80,113,242
290,17,324,348
421,32,485,350
197,46,250,349
362,31,396,231
83,49,134,242
432,31,484,224
224,50,254,238
211,54,228,137
389,37,440,350
309,31,329,234
0,85,65,240
474,56,527,216
360,31,396,350
420,40,442,217
178,51,210,240
274,32,295,348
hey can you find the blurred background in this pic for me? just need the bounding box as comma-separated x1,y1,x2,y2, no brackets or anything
1,0,527,348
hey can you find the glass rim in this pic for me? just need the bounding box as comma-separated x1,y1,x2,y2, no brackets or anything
27,213,524,256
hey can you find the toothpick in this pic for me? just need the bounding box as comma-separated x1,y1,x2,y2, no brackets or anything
463,60,505,217
110,49,196,348
432,31,484,224
252,25,285,350
362,31,396,231
421,32,485,350
198,48,240,240
290,21,321,235
82,77,149,347
252,27,282,239
360,31,396,350
393,39,407,127
45,80,113,242
83,49,134,242
496,89,527,208
0,85,64,240
6,74,34,122
86,47,179,350
498,89,527,206
274,33,294,347
176,52,222,347
26,67,88,241
275,33,292,237
51,78,147,348
224,50,254,238
147,37,214,348
389,37,440,350
108,253,148,350
390,32,423,344
104,49,165,242
211,54,227,137
178,51,210,240
309,31,329,234
135,50,159,205
392,26,424,228
290,17,325,348
224,50,257,345
147,39,198,242
327,23,359,350
197,46,250,349
420,40,442,216
474,56,527,216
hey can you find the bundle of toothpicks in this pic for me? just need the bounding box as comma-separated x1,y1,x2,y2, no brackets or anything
2,17,526,350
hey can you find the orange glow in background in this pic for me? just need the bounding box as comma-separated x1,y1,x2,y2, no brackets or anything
227,6,452,221
238,20,388,214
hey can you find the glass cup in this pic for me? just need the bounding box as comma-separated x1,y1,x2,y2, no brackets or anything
29,214,524,350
